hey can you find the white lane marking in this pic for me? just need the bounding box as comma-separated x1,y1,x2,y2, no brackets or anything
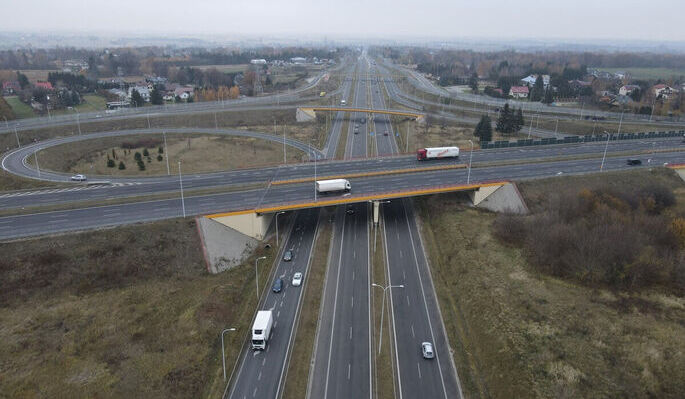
349,326,353,340
257,371,262,381
399,250,403,258
348,363,351,380
417,363,422,379
406,295,410,306
352,270,355,280
351,296,354,308
277,310,281,318
253,387,258,397
262,357,266,366
411,324,415,338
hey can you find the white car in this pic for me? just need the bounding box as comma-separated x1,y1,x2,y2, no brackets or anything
70,174,87,181
421,342,434,359
292,272,303,287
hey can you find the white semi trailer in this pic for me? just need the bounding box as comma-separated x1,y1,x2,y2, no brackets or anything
315,179,351,194
251,310,273,350
416,147,460,161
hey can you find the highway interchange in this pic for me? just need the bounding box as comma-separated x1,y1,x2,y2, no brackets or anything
2,52,685,399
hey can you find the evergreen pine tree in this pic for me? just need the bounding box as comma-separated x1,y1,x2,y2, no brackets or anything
543,87,554,104
531,75,544,101
474,114,492,141
496,103,512,133
514,108,524,132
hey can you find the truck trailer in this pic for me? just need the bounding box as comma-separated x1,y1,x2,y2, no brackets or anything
416,146,460,161
251,310,273,350
315,179,351,194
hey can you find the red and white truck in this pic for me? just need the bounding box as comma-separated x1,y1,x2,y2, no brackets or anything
416,147,460,161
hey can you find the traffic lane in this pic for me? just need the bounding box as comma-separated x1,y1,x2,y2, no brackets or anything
324,204,372,398
228,208,320,399
383,200,449,399
309,207,346,399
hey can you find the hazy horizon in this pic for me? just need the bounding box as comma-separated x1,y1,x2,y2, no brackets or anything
4,0,685,43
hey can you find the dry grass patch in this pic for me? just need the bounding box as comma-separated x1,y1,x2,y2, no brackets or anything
0,218,279,398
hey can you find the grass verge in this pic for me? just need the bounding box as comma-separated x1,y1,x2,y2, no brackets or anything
282,208,333,399
372,212,396,399
0,218,280,399
0,168,68,192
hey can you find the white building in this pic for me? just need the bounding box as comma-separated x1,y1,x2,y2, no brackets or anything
290,57,307,64
250,59,267,65
521,74,550,88
128,86,150,102
618,85,640,96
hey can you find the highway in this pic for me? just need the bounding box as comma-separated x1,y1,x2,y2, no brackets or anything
224,58,359,399
371,63,462,398
226,208,320,399
309,55,372,399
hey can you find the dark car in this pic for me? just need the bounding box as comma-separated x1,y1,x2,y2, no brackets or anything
627,159,642,166
283,249,293,262
272,278,284,293
346,206,355,215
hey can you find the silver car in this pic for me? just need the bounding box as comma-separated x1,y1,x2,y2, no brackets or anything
421,342,434,359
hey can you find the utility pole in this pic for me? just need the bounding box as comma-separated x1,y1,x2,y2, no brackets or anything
467,140,474,184
221,328,236,380
600,131,611,172
178,161,186,217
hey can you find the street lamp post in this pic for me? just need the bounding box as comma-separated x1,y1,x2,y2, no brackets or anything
467,140,474,184
255,256,267,301
275,211,286,246
75,108,81,135
371,283,404,354
35,148,41,178
14,126,20,147
178,161,186,217
600,131,611,172
221,327,237,381
163,131,170,175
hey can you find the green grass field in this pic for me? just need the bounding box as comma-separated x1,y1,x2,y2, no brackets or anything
5,96,35,119
596,67,685,80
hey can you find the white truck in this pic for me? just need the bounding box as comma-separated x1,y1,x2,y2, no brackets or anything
251,310,273,350
340,99,347,105
416,146,460,161
316,179,351,194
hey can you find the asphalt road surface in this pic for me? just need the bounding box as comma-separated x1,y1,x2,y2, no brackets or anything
309,54,372,399
226,208,320,399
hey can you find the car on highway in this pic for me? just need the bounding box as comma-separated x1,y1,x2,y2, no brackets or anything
384,131,388,136
283,249,294,261
272,278,284,293
292,272,303,286
354,128,359,134
70,174,87,181
421,342,435,359
627,159,642,166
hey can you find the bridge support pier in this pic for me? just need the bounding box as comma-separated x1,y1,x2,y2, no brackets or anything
207,211,274,240
469,183,528,214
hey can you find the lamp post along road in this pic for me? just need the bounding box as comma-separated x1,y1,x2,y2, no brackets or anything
255,256,267,301
600,131,611,172
178,161,186,217
221,327,237,381
371,283,404,354
467,140,474,184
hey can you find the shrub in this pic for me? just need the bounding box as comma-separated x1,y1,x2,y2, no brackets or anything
143,148,149,157
134,152,142,161
107,159,115,168
157,155,163,162
118,161,125,170
158,146,164,154
137,160,145,171
494,183,682,291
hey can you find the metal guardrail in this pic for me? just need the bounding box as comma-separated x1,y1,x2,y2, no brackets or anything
480,130,685,149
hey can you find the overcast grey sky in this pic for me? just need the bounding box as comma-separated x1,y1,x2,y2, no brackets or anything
4,0,685,42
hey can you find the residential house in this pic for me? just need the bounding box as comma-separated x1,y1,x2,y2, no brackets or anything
128,86,151,102
250,59,267,65
509,86,529,99
619,85,640,96
520,74,550,88
652,84,678,100
2,81,20,95
34,81,54,90
173,86,194,100
568,79,593,91
290,57,307,64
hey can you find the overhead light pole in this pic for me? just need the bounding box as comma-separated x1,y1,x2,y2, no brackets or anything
275,211,286,246
600,131,611,172
371,283,404,354
221,327,236,381
467,140,474,184
178,161,186,217
255,256,267,301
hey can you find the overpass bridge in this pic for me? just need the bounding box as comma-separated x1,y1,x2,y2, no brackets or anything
204,180,524,239
297,106,424,122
